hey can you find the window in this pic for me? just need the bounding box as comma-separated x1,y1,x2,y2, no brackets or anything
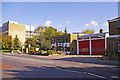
26,34,30,36
72,48,74,51
118,22,120,28
2,26,8,31
118,40,120,52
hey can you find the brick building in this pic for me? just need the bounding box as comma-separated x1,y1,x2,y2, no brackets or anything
51,34,84,54
107,17,120,60
77,32,109,55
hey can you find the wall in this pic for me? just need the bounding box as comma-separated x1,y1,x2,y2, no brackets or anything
108,19,120,60
70,34,77,54
108,38,120,60
109,21,120,35
9,23,26,45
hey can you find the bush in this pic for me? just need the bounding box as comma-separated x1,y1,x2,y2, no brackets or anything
2,50,11,53
47,50,55,55
30,47,34,51
36,51,39,55
19,49,22,52
13,50,17,53
40,50,44,54
29,51,34,55
56,51,64,54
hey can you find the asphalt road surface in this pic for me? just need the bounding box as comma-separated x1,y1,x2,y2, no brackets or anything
1,53,120,80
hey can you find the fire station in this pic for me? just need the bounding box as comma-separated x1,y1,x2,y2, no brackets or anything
77,32,109,55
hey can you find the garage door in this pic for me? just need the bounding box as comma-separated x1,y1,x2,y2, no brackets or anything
79,40,90,55
92,39,105,55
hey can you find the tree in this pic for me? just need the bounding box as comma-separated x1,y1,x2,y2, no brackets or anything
7,35,13,50
24,37,37,48
0,32,2,50
34,26,65,50
2,34,13,50
56,31,65,35
64,27,67,34
13,35,21,50
34,26,44,32
2,34,8,49
44,27,57,40
99,29,104,33
82,29,95,34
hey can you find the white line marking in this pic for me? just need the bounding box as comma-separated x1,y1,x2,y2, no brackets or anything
54,67,111,80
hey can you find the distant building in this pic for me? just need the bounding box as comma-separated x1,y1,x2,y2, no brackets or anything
1,21,39,45
107,17,120,60
51,33,84,54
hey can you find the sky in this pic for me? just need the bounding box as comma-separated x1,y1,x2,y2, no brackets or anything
2,2,118,33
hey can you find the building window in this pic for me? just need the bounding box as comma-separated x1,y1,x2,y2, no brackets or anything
26,34,30,36
2,26,8,31
118,40,120,52
72,48,74,51
118,22,120,28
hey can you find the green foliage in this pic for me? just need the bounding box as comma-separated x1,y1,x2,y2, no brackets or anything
29,26,65,51
56,31,65,35
13,35,21,50
36,51,39,55
64,27,67,34
47,50,55,55
40,50,44,54
82,29,95,34
44,27,57,40
8,35,13,50
0,33,2,50
1,49,11,53
30,47,34,51
40,39,51,50
35,26,65,50
2,34,13,50
56,51,64,54
29,51,34,55
13,50,17,53
25,37,37,48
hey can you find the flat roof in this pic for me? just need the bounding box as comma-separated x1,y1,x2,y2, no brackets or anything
108,17,120,22
78,32,109,38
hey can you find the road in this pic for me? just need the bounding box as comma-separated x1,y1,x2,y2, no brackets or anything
1,53,120,80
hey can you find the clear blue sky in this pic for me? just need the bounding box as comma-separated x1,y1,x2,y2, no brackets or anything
2,2,118,33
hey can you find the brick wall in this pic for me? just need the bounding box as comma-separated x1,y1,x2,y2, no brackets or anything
109,20,120,35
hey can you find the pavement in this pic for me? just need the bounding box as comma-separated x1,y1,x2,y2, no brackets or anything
1,53,120,80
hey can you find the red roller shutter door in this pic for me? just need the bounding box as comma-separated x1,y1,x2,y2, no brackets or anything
92,39,105,55
79,40,90,55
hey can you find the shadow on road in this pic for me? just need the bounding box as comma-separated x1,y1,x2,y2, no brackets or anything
2,65,120,80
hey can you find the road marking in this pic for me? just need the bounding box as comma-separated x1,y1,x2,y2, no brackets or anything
54,67,111,80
